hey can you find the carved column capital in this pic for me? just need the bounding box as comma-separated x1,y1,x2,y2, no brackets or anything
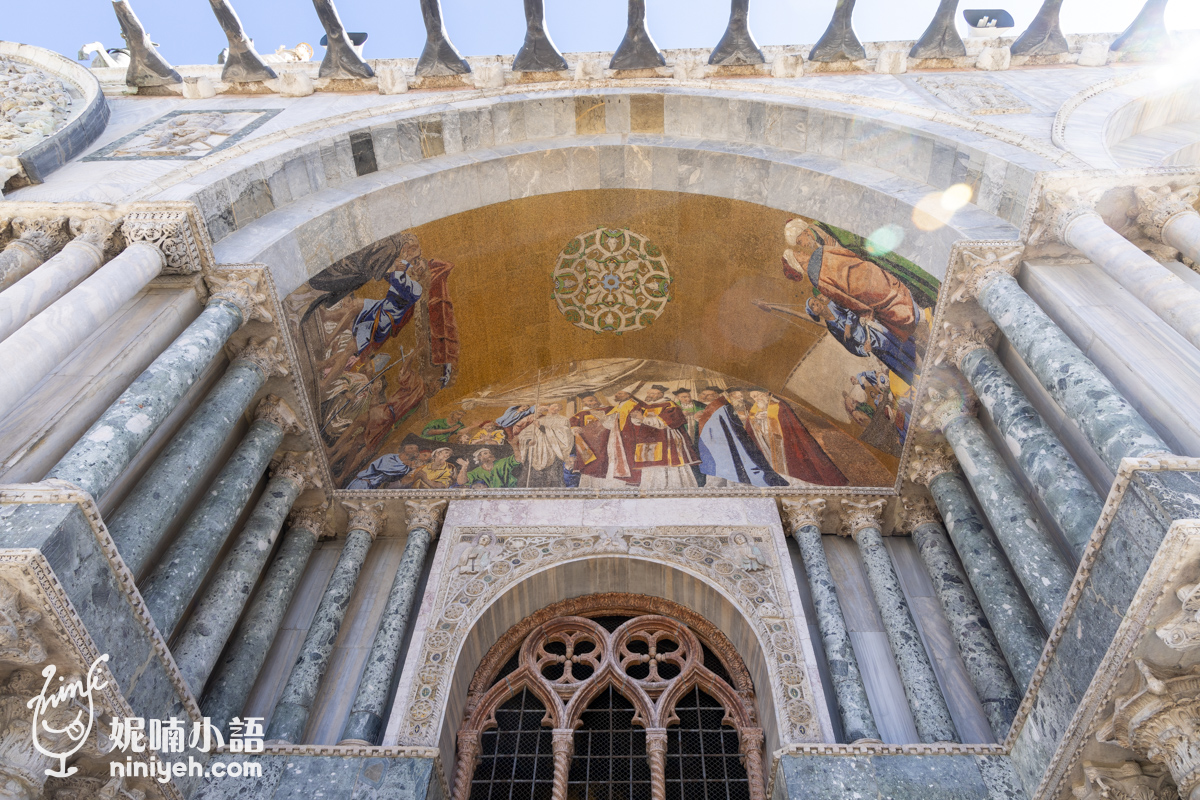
205,269,274,325
953,246,1024,302
10,215,70,256
839,497,888,538
551,728,577,758
121,209,206,274
342,499,387,541
933,322,997,369
68,215,120,253
1097,660,1200,799
271,450,323,491
288,503,330,538
780,498,827,533
1135,184,1200,243
1032,188,1103,245
232,335,289,378
1072,760,1177,800
0,579,47,664
404,498,448,539
254,394,304,435
901,495,941,531
907,443,958,487
920,385,975,433
1157,582,1200,651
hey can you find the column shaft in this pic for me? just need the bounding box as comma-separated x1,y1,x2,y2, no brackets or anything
201,517,321,735
0,236,105,342
852,525,958,743
927,471,1046,690
341,527,434,744
0,243,163,419
266,526,375,743
941,414,1072,630
959,345,1104,557
1066,214,1200,351
1164,213,1200,265
0,234,54,291
139,417,285,637
46,299,243,498
173,470,305,696
791,524,879,742
911,518,1020,740
977,271,1169,471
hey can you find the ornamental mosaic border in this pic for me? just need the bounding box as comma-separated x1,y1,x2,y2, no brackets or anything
396,524,821,750
334,484,893,502
84,109,284,162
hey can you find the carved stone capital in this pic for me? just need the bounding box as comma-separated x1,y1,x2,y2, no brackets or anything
839,497,888,537
288,503,330,538
552,728,577,758
342,499,387,541
231,335,289,378
271,450,323,491
1098,660,1200,799
933,322,997,369
952,246,1024,302
0,669,86,799
1032,188,1103,245
0,579,47,664
1156,581,1200,651
908,443,958,487
68,215,120,252
121,209,206,274
901,495,941,531
780,498,827,533
204,269,274,325
919,385,974,433
254,394,304,435
1072,760,1177,800
1135,185,1200,243
10,215,70,256
405,498,448,538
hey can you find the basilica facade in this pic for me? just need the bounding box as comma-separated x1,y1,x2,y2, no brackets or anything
1,1,1199,799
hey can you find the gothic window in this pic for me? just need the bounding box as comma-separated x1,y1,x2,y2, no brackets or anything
454,605,765,800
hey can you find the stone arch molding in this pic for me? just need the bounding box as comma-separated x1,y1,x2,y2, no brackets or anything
386,523,824,759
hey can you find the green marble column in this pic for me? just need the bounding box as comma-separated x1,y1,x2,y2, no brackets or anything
340,499,446,745
266,499,385,744
781,498,879,743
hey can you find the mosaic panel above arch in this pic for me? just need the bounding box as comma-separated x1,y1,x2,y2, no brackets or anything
282,190,942,493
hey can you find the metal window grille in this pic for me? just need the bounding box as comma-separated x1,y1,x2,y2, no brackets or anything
566,687,653,800
469,689,556,800
664,687,750,800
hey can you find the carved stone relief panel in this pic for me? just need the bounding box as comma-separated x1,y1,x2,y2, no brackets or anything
84,109,281,161
914,75,1032,116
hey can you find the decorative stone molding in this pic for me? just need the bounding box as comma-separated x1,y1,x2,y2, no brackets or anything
780,498,826,533
1031,188,1104,245
838,497,888,537
901,495,941,531
1157,581,1200,651
404,498,448,537
231,334,289,378
919,384,974,433
253,394,304,435
907,443,958,487
121,209,208,274
932,321,998,369
0,578,47,663
271,450,323,491
204,268,274,324
914,75,1031,116
1134,184,1200,243
287,503,329,538
10,215,70,255
1097,660,1200,799
951,245,1024,302
342,498,387,540
1072,760,1178,800
67,215,120,253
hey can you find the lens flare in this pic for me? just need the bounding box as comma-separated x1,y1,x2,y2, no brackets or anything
866,224,904,256
940,183,973,212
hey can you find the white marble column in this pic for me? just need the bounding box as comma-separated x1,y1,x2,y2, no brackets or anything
0,216,68,291
1134,184,1200,266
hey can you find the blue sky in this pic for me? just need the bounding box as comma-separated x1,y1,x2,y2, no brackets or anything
6,1,1199,67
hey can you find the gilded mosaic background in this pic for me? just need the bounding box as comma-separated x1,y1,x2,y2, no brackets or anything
283,190,939,491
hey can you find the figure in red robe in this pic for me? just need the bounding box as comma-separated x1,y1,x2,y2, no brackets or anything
630,385,701,489
747,390,848,486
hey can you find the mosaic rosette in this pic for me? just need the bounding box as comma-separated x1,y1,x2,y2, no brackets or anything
553,227,673,334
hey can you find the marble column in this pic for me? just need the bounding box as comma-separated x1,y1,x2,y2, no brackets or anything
1135,184,1200,266
46,270,271,499
139,395,302,638
0,216,67,291
922,386,1073,631
0,216,115,342
0,240,163,419
553,729,577,800
341,498,447,745
266,499,385,743
842,498,958,744
961,246,1170,473
910,444,1046,691
936,322,1104,558
453,730,482,800
740,728,767,800
780,498,879,743
173,451,318,696
904,495,1020,740
201,504,328,736
107,336,289,577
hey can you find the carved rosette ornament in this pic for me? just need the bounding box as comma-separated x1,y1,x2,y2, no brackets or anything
1135,185,1200,243
920,384,974,433
271,450,322,491
343,498,387,540
1072,760,1178,800
253,394,304,435
0,579,47,664
1031,188,1103,246
205,269,274,324
404,498,448,538
232,335,289,378
952,246,1024,302
839,497,888,538
288,503,330,538
1098,659,1200,800
907,443,958,487
121,210,206,274
933,322,997,369
780,497,826,533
